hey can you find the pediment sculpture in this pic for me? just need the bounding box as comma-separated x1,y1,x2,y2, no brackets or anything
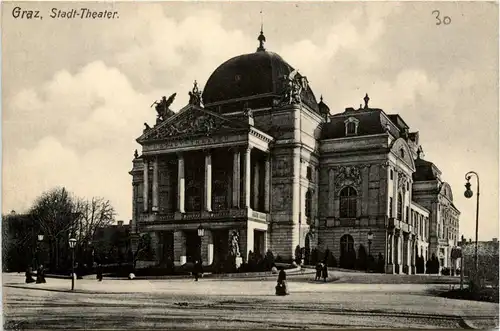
145,109,232,140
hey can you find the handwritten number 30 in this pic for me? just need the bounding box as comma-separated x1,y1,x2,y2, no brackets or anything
433,10,451,25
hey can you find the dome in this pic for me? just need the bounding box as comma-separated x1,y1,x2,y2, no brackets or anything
318,95,330,116
202,32,319,114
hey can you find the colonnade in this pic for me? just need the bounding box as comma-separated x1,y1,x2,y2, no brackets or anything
387,229,418,274
142,147,270,213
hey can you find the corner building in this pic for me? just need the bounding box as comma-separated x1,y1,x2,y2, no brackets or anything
130,32,460,273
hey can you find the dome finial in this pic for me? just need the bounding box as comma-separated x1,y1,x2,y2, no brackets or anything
320,95,323,102
257,10,266,52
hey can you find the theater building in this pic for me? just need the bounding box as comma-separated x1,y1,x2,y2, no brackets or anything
130,30,459,273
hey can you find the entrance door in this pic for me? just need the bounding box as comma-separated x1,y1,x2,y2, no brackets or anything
212,230,229,272
253,230,265,258
185,231,201,263
340,234,356,269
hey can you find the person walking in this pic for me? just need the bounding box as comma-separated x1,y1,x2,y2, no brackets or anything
193,260,203,281
321,262,329,282
36,265,46,284
315,263,322,281
275,267,289,295
96,264,103,282
25,267,35,283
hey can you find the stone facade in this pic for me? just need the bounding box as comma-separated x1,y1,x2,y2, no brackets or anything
130,32,459,273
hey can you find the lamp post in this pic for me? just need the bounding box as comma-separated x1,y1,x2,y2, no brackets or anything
459,235,466,290
69,238,77,290
197,225,204,263
37,234,44,268
464,171,480,276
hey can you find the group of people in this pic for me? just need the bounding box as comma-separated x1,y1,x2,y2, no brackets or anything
25,265,46,284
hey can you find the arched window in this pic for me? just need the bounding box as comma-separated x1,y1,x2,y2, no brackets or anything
397,193,403,221
340,186,357,218
305,190,312,219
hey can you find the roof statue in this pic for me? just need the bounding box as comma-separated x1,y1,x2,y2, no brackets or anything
134,149,138,159
257,23,266,52
276,69,309,106
151,93,176,122
364,93,370,109
143,122,151,133
188,80,202,106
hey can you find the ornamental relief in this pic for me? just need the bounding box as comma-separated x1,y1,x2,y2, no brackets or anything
143,108,243,141
273,158,292,178
333,165,362,193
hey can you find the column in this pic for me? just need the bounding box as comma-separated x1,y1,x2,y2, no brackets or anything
411,236,417,274
143,159,149,212
243,147,252,208
201,230,213,266
264,155,270,212
253,162,260,209
173,230,186,266
152,157,159,212
177,153,185,213
328,168,335,217
389,232,394,264
204,151,212,212
395,231,401,273
232,150,240,208
392,169,398,218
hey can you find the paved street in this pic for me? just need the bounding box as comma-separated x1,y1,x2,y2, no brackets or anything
3,272,498,329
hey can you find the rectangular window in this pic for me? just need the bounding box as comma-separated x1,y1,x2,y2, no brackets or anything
306,166,312,180
390,169,394,180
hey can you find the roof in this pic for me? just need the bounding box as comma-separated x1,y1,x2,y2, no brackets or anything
321,108,401,139
202,50,319,113
413,157,442,181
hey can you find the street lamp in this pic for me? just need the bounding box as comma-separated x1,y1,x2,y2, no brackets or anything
367,230,374,257
464,171,480,276
37,234,44,268
69,238,77,290
197,225,204,262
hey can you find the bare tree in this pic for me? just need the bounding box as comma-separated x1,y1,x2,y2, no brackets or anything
73,197,115,261
29,187,79,270
74,197,115,242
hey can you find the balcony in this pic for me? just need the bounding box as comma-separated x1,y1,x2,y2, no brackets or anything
388,218,414,233
138,208,267,224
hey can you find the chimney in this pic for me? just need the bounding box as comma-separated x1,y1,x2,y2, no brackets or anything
117,220,124,227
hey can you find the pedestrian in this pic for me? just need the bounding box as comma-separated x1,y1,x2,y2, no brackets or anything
96,263,103,282
25,267,35,283
193,260,203,281
275,267,289,295
315,263,322,281
36,264,46,284
322,262,329,282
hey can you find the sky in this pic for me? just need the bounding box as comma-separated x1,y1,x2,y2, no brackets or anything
2,1,498,241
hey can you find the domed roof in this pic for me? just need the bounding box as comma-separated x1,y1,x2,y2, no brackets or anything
318,95,330,116
202,32,319,114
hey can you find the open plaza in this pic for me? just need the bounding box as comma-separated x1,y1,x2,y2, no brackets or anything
3,270,498,330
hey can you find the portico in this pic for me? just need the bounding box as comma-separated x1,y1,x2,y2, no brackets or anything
131,105,273,266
